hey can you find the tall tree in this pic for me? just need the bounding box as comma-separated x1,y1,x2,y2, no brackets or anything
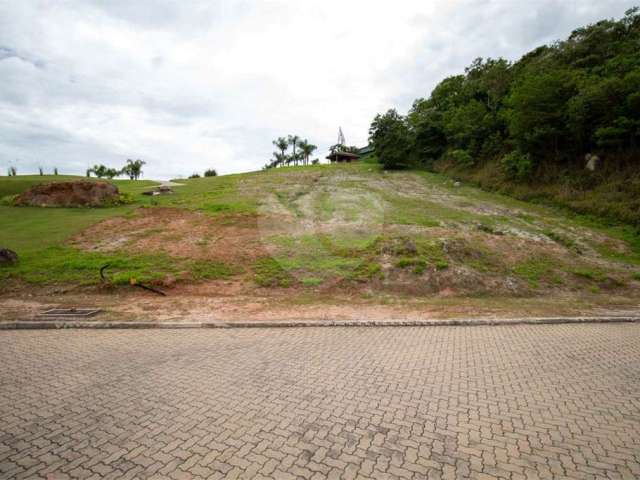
272,137,289,163
288,135,300,166
298,140,317,166
123,159,146,180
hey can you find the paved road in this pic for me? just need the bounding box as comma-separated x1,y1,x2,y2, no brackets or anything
1,324,639,480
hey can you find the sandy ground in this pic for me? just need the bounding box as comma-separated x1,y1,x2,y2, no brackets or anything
2,279,639,323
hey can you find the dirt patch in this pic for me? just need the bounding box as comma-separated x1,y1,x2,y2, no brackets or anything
2,283,639,324
70,207,270,265
14,181,119,207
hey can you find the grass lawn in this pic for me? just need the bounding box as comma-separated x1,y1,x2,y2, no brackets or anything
0,175,233,285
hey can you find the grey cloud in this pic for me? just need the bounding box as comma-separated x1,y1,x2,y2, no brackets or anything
0,0,636,180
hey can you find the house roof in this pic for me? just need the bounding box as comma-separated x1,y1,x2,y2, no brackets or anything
326,151,360,160
358,144,374,155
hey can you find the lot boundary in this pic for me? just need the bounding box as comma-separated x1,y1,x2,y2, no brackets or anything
1,316,639,330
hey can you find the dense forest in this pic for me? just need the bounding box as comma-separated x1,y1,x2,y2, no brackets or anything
369,8,640,226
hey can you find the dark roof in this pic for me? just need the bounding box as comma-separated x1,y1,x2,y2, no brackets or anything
358,144,374,155
326,151,360,160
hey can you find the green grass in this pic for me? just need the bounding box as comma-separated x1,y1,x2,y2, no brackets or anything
544,230,577,250
253,257,294,287
0,246,233,285
2,165,639,295
0,246,175,285
512,257,557,287
0,205,135,253
571,268,607,282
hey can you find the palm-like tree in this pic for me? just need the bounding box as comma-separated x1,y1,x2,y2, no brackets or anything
274,151,287,168
124,159,146,180
288,135,300,166
298,140,317,166
273,137,288,162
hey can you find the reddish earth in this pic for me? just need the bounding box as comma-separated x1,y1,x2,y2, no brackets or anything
14,181,119,207
70,208,270,265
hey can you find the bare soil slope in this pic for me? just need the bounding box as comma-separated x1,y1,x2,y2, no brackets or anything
14,181,119,207
1,164,639,321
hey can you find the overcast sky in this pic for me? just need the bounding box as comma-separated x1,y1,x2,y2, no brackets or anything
0,1,635,179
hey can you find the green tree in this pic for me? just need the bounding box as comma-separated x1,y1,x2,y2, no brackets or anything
123,159,146,180
369,109,413,170
272,137,288,165
504,68,577,161
298,139,317,166
288,135,300,166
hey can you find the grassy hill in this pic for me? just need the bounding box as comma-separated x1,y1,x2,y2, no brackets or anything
1,165,639,319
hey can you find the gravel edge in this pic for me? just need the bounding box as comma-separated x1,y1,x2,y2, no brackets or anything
1,316,639,330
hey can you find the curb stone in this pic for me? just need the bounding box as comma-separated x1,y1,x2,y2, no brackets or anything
0,316,639,330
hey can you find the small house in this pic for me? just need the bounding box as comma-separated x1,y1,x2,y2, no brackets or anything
326,151,360,163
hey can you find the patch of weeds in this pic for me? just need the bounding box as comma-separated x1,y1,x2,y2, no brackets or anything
0,194,17,206
201,201,256,216
377,192,444,226
512,257,556,287
188,261,236,280
314,191,335,220
632,272,640,281
435,261,449,270
302,277,323,287
515,212,536,222
275,190,305,217
477,223,504,235
571,268,607,282
347,262,382,282
413,262,426,275
253,257,294,287
544,230,577,250
0,246,178,285
395,257,416,268
413,238,448,264
445,239,505,273
593,239,640,265
395,257,427,274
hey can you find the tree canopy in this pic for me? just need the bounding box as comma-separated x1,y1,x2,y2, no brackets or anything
369,8,640,177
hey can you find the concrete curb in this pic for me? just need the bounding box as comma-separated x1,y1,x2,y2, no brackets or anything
0,316,639,330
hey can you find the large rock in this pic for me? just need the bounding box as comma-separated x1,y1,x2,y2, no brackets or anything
14,181,120,207
585,153,600,171
0,248,18,266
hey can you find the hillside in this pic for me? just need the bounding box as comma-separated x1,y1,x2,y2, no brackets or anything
1,164,639,321
369,8,640,226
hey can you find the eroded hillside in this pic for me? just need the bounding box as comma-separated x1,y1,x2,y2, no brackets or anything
1,164,639,321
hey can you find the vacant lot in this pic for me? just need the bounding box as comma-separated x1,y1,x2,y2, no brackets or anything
1,165,639,321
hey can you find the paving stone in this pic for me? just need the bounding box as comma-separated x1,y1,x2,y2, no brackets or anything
0,324,639,479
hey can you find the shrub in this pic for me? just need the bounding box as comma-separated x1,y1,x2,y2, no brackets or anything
446,149,474,168
501,150,533,180
188,173,201,179
204,169,218,177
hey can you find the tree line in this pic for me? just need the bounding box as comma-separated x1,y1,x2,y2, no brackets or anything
87,159,146,180
265,135,318,169
188,169,218,179
369,8,640,179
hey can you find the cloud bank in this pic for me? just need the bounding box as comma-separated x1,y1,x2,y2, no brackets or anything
0,0,635,179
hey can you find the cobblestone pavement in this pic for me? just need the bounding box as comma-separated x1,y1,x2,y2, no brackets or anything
1,324,639,480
